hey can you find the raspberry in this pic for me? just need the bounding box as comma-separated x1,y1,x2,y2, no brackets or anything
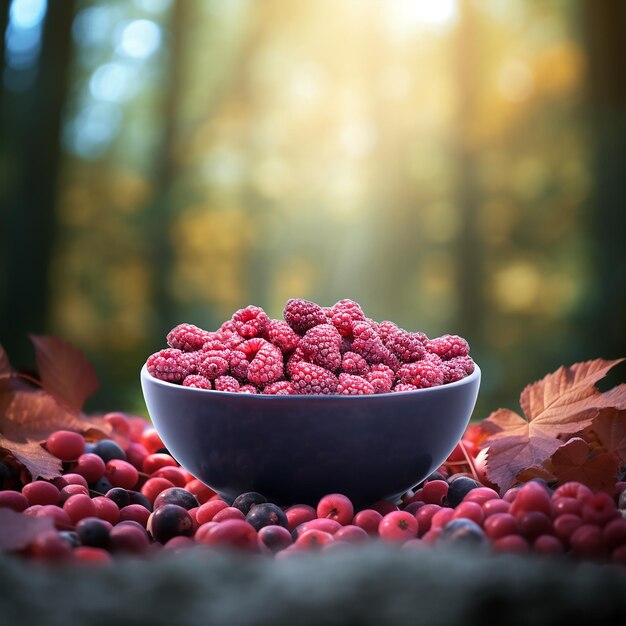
196,352,229,380
147,349,193,383
366,364,394,394
351,321,394,366
217,321,245,348
283,298,327,334
385,329,425,363
377,321,399,343
442,356,475,383
337,373,375,395
330,299,366,337
286,347,306,377
230,338,283,385
341,351,370,376
214,376,240,392
397,360,444,388
166,323,211,352
182,375,212,390
231,305,270,339
290,362,338,395
263,381,296,395
426,334,469,360
266,319,300,353
239,384,259,394
393,382,418,392
300,324,342,371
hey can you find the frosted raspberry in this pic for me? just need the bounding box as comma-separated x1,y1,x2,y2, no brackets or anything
393,383,419,393
341,351,370,376
266,319,300,353
300,324,342,371
340,337,353,355
377,321,400,343
351,321,394,366
426,334,469,360
442,356,475,383
385,329,425,363
239,384,259,394
232,305,270,339
397,360,444,388
337,373,375,396
263,381,296,395
147,349,193,383
366,364,394,394
182,375,212,390
322,306,333,320
167,323,212,352
197,352,229,380
214,376,240,393
286,347,306,377
284,298,327,334
290,362,338,395
330,299,366,337
216,321,245,348
230,338,283,385
201,339,228,354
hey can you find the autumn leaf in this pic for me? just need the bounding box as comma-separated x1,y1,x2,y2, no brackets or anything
588,409,626,465
545,437,619,493
0,508,55,552
482,358,626,491
0,434,62,480
30,335,99,412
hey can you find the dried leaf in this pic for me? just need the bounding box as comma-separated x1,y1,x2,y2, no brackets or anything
483,358,626,491
0,388,111,442
589,409,626,465
546,437,619,493
0,434,62,480
30,335,99,412
0,508,55,551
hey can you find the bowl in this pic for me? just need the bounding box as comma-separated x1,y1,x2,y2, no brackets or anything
140,364,481,507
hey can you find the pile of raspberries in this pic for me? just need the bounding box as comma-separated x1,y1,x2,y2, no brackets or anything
146,299,475,395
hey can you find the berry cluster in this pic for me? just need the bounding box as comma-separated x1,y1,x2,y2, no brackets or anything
1,417,626,565
146,298,475,394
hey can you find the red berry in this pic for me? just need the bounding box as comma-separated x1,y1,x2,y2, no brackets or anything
581,492,618,527
603,518,626,551
74,546,113,564
146,348,193,383
366,364,395,394
167,323,211,352
46,430,85,461
60,484,89,504
212,506,246,523
104,412,133,438
285,504,317,532
317,494,354,525
570,524,606,559
35,505,73,530
293,519,341,538
262,381,296,395
385,329,425,363
483,513,519,540
196,500,229,525
492,535,529,553
452,501,484,526
284,298,327,334
341,352,370,376
352,509,383,536
232,305,269,339
74,453,106,483
533,535,564,555
183,375,212,389
553,496,583,517
422,480,449,506
430,507,454,530
63,494,97,525
552,481,593,503
553,514,583,545
463,487,499,506
294,529,334,550
0,490,29,512
426,335,469,360
152,466,188,488
143,453,177,475
300,324,342,371
230,338,283,385
184,479,215,504
416,504,441,537
22,481,60,506
337,373,375,395
31,530,73,562
92,496,120,525
517,511,553,541
140,428,165,454
334,525,369,543
109,523,150,554
379,511,418,542
291,362,338,395
141,477,175,504
510,482,552,518
266,319,300,353
126,442,149,470
196,519,258,551
396,360,444,389
105,459,139,490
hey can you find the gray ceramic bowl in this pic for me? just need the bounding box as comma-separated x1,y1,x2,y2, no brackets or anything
140,364,481,507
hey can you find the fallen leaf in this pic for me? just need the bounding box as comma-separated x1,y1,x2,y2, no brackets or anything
588,409,626,465
0,508,55,551
545,437,619,493
0,388,111,442
483,359,626,491
0,435,62,480
30,335,99,412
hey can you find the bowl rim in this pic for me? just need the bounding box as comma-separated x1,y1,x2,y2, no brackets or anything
140,361,481,401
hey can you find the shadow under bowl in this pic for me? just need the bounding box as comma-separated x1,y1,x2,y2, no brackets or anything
140,364,481,507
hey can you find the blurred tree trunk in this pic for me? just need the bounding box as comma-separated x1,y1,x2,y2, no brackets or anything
0,1,75,367
454,1,482,347
583,1,626,358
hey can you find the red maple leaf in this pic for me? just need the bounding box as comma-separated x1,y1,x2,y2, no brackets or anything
587,408,626,466
545,437,619,493
482,358,626,491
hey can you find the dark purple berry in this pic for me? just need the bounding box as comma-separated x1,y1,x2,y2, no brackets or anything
439,519,487,547
128,490,153,512
232,492,267,515
76,517,111,549
246,502,288,531
106,487,130,508
91,476,114,495
149,504,193,543
445,476,480,508
153,487,199,511
258,525,292,553
93,439,127,463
